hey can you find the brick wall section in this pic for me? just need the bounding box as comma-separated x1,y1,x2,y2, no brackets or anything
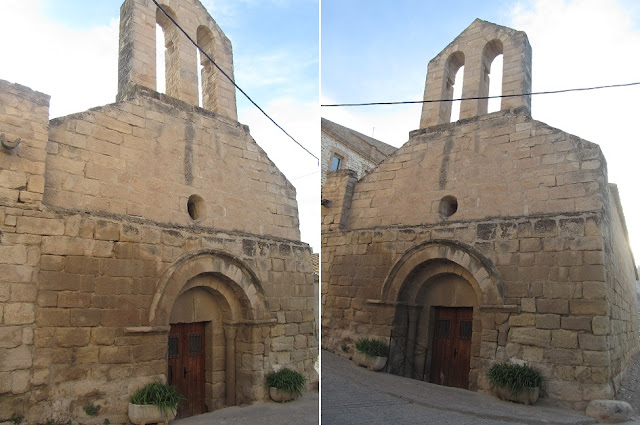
321,169,356,233
321,132,379,185
0,80,316,420
349,109,607,229
0,80,49,401
603,185,640,393
322,213,623,410
0,80,50,206
44,86,299,241
0,209,316,421
321,109,639,410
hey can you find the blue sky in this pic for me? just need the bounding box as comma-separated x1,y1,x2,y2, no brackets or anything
322,0,640,262
0,0,319,250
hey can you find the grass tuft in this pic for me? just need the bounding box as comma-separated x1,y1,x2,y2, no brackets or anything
130,382,184,417
486,362,543,396
355,338,388,357
265,368,307,396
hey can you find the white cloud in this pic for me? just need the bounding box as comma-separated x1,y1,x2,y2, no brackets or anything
321,95,421,148
203,0,315,26
235,50,317,94
238,98,320,251
509,0,640,260
0,0,119,118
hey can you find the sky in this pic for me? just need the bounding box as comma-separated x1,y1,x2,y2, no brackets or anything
322,0,640,264
0,0,320,251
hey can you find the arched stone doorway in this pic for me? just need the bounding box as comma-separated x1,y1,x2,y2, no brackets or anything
149,249,273,418
382,240,504,391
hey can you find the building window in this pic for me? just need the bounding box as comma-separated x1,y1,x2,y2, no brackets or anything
330,154,343,171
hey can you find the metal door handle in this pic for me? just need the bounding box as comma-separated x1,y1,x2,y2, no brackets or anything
184,367,188,378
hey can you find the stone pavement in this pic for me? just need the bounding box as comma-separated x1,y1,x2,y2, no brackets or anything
171,391,318,424
321,350,639,425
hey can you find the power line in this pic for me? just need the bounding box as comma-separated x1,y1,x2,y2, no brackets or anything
152,0,319,164
321,81,640,107
291,170,320,181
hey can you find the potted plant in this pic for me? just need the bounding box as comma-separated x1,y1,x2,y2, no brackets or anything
486,362,543,405
353,338,388,371
128,382,184,424
265,368,307,402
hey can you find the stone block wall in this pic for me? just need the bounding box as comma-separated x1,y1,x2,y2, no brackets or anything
348,109,607,229
44,86,299,241
322,211,629,410
602,185,640,393
0,207,316,422
0,80,50,403
0,76,317,422
0,80,50,206
321,109,639,410
117,0,237,120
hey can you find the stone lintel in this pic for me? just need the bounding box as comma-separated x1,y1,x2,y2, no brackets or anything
124,326,171,334
223,318,277,327
479,304,519,313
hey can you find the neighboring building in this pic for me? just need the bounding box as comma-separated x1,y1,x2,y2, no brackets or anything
321,19,639,411
321,118,396,185
0,0,317,422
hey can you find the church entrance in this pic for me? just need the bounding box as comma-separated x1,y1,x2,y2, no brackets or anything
169,322,206,418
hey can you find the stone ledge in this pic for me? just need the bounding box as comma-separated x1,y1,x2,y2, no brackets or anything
124,326,170,334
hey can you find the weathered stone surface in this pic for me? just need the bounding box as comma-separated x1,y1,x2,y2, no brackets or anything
0,345,32,371
0,70,317,419
509,328,550,348
585,400,633,423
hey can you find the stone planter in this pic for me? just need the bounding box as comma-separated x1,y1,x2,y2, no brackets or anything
493,386,539,405
352,351,387,371
269,387,298,402
128,403,176,425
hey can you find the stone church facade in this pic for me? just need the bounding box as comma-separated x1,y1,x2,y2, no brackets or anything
0,0,317,422
321,19,638,410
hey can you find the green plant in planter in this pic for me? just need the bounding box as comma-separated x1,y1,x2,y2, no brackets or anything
83,403,101,416
486,363,543,396
7,413,23,425
355,338,388,357
130,382,184,417
265,368,307,396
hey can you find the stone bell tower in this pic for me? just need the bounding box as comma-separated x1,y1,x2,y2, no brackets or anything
117,0,238,120
419,19,532,128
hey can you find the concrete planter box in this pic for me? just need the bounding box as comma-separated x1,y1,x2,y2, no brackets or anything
353,351,387,371
269,386,298,402
494,386,539,405
128,403,176,425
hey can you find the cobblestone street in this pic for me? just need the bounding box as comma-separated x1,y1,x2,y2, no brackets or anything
321,350,620,425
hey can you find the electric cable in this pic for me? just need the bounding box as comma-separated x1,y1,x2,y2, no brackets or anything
321,81,640,107
291,170,320,181
152,0,319,164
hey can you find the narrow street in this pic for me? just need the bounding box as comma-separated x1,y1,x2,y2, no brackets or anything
321,350,611,425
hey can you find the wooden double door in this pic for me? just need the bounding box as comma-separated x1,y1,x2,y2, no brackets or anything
430,307,473,389
168,322,206,419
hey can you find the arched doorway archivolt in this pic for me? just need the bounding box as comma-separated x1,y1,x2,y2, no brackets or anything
380,239,505,307
149,248,270,327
